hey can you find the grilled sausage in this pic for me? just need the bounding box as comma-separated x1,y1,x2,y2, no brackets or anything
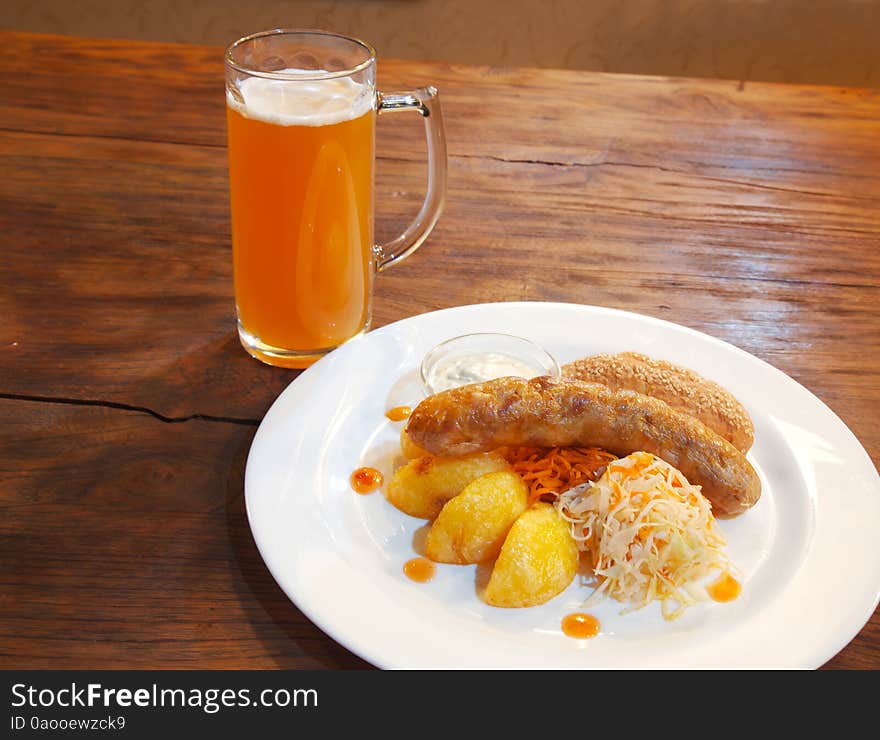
563,352,754,453
405,376,761,517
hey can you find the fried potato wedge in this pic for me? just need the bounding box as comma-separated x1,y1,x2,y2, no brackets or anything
425,471,529,564
400,428,430,460
484,502,578,608
385,453,511,519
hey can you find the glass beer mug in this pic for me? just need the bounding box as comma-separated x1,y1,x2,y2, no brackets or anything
225,29,447,367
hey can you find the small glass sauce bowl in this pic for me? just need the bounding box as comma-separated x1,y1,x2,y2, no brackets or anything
420,332,560,396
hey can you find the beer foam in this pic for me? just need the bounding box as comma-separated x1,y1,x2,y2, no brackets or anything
227,69,373,126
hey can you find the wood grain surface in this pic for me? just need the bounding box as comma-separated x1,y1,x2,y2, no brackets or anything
1,31,877,670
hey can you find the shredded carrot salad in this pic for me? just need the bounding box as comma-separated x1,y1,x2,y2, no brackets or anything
500,446,618,504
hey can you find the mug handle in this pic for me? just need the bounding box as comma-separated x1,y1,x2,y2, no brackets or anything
374,86,447,272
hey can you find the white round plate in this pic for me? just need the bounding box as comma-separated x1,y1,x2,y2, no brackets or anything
245,302,880,669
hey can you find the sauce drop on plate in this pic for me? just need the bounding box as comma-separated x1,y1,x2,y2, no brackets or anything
386,405,412,421
561,612,601,639
350,467,383,494
708,572,742,602
403,557,436,583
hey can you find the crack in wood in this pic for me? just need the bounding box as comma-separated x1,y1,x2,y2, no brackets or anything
3,127,878,201
454,151,601,168
0,393,260,426
454,152,880,200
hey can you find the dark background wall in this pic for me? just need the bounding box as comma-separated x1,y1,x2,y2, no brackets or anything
2,0,878,86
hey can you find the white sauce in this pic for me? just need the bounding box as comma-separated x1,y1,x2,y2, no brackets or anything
426,352,547,393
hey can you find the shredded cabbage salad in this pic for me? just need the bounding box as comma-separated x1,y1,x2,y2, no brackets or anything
555,451,733,620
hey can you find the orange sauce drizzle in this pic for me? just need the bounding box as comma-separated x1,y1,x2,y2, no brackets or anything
708,572,742,602
386,405,412,421
403,557,436,583
350,467,383,494
561,612,601,639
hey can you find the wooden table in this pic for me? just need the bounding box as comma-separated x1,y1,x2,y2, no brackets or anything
1,31,878,670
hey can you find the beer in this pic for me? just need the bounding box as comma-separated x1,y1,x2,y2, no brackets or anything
226,73,375,366
224,30,446,367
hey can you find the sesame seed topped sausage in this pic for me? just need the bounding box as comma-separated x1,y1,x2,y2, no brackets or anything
563,352,755,453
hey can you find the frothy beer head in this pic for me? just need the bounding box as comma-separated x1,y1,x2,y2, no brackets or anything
227,69,373,127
